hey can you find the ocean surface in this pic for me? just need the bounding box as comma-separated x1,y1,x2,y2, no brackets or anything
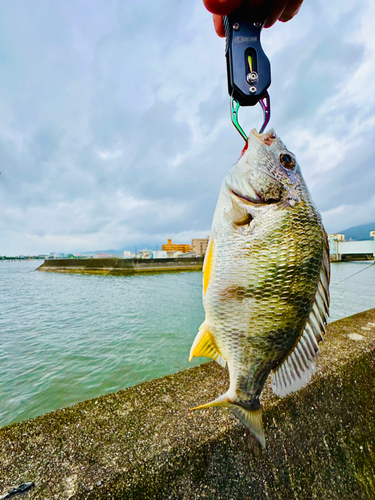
1,259,375,428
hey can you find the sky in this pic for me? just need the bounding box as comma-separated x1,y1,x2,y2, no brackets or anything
0,0,374,255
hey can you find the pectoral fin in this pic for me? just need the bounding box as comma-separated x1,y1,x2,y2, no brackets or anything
189,321,226,367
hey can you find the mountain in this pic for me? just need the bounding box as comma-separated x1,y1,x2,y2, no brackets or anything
80,243,156,256
338,222,375,241
80,249,126,256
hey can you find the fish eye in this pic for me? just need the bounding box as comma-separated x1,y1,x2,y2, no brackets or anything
280,153,295,170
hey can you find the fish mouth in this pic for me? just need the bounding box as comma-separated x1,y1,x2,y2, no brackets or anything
230,189,280,206
250,128,276,146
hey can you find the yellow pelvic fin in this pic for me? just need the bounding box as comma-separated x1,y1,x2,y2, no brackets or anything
191,392,265,449
203,239,213,295
189,322,226,367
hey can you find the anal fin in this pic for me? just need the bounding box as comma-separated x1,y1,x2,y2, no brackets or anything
189,321,226,367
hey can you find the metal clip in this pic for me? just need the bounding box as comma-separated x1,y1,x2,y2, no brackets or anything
259,91,270,133
231,97,247,142
231,91,271,141
225,3,271,142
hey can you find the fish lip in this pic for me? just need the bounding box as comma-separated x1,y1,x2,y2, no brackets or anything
230,188,263,205
230,188,281,206
250,128,276,146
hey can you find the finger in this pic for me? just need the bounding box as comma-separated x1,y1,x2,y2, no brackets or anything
279,0,303,22
213,14,226,37
243,0,266,21
203,0,243,16
264,0,289,27
210,0,265,37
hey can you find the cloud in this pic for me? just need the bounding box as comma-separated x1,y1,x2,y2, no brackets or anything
0,0,374,254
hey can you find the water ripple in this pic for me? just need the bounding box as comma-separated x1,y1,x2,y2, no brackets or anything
0,259,374,427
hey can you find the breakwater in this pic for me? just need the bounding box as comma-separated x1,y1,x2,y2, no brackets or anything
1,308,375,499
38,257,203,275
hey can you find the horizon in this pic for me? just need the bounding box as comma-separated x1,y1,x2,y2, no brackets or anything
2,220,375,257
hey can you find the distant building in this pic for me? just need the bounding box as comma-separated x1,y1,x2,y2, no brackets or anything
139,249,153,259
167,251,183,258
48,252,66,259
151,250,167,259
370,231,375,240
123,250,134,258
191,237,210,255
178,251,200,258
162,239,192,253
328,234,345,241
328,234,345,256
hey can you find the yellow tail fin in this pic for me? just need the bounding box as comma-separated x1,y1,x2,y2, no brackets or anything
191,392,265,448
231,405,265,449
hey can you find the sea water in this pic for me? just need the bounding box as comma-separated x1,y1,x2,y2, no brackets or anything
1,259,374,427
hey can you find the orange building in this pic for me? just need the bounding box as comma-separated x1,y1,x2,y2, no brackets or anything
162,239,192,253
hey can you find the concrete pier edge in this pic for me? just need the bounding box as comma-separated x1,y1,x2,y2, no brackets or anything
1,309,375,499
37,257,203,275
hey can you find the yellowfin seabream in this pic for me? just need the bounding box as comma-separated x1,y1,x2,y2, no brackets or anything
189,129,330,448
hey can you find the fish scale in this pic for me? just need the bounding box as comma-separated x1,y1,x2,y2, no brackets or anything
189,129,330,447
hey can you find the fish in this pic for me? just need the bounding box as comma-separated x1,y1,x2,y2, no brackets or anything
189,129,330,448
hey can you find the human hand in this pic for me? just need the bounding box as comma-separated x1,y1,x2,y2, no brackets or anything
203,0,304,37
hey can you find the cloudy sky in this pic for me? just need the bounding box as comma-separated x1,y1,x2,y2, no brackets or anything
1,0,374,255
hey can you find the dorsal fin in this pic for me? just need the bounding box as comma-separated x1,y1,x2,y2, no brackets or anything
271,231,330,397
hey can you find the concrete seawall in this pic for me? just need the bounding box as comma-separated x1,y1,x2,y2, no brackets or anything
1,309,375,499
37,257,203,275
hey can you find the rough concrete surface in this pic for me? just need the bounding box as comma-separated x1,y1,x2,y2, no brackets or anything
37,258,203,275
1,309,375,499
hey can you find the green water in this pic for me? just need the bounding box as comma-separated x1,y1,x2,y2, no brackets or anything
1,260,374,428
